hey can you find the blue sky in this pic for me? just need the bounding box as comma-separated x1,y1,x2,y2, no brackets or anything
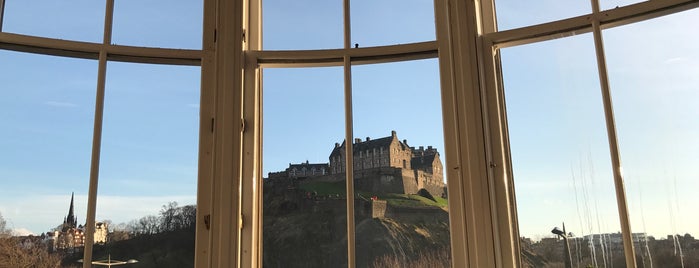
500,5,699,240
1,0,697,244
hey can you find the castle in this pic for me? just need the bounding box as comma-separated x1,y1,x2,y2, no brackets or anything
267,131,446,197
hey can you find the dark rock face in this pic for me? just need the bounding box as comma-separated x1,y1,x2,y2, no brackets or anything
262,191,451,268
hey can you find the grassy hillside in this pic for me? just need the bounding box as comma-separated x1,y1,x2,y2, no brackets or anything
298,181,448,209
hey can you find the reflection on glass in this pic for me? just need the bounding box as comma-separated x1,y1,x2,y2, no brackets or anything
0,50,96,259
262,67,347,267
263,0,342,50
501,35,627,267
112,0,203,49
95,62,200,266
495,0,589,31
605,8,699,267
2,0,104,42
350,0,435,47
351,59,450,267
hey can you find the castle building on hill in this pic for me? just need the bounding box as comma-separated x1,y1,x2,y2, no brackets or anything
267,131,446,197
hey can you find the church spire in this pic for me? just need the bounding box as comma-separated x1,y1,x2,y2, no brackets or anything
66,192,76,228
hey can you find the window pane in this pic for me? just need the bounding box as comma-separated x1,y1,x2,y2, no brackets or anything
263,0,343,50
605,8,699,267
496,0,590,31
2,0,105,42
350,0,435,47
0,50,96,248
501,35,628,267
351,59,451,267
601,0,646,11
92,62,200,266
112,0,203,49
262,67,347,267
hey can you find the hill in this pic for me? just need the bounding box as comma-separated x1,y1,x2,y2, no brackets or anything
61,228,195,267
263,181,451,267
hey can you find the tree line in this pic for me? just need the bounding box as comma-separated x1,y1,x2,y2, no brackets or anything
109,202,196,241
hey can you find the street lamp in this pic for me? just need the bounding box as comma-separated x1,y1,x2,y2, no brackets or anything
78,254,139,267
552,223,573,268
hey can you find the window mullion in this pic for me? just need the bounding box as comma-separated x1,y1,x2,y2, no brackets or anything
83,0,114,267
342,1,356,268
589,0,637,266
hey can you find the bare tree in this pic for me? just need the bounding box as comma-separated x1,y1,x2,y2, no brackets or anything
159,201,179,232
0,237,62,268
0,211,9,237
180,205,197,230
139,215,160,235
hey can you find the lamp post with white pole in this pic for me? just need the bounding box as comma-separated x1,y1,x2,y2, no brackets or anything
0,0,6,32
78,254,138,267
552,223,573,268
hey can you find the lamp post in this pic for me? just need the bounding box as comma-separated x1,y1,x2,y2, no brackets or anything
78,254,138,267
551,223,573,268
0,0,6,32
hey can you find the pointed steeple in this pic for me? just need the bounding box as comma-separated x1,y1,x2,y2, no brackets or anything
66,192,76,228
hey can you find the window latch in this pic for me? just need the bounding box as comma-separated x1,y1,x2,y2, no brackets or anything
204,214,211,230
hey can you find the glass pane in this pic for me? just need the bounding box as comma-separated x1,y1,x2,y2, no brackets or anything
605,8,699,267
350,0,435,47
0,50,96,257
496,0,590,31
601,0,646,11
351,59,451,267
262,67,347,267
92,62,200,266
263,0,342,50
501,35,628,267
2,0,105,42
112,0,203,49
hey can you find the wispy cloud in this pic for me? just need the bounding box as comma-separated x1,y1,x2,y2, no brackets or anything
12,228,35,236
663,57,689,64
44,101,78,108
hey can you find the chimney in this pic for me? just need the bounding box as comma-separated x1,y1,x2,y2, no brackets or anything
366,137,370,141
335,142,340,148
419,146,424,151
391,130,396,137
428,146,432,150
403,139,408,145
355,138,361,144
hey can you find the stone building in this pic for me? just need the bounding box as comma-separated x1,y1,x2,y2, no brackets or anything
267,131,446,197
268,161,329,179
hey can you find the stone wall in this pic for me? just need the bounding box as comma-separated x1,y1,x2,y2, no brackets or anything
372,200,389,218
354,167,406,194
267,166,445,198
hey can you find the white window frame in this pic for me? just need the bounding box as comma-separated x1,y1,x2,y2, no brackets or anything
1,0,697,267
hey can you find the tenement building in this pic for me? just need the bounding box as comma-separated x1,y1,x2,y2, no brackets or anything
268,131,446,197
